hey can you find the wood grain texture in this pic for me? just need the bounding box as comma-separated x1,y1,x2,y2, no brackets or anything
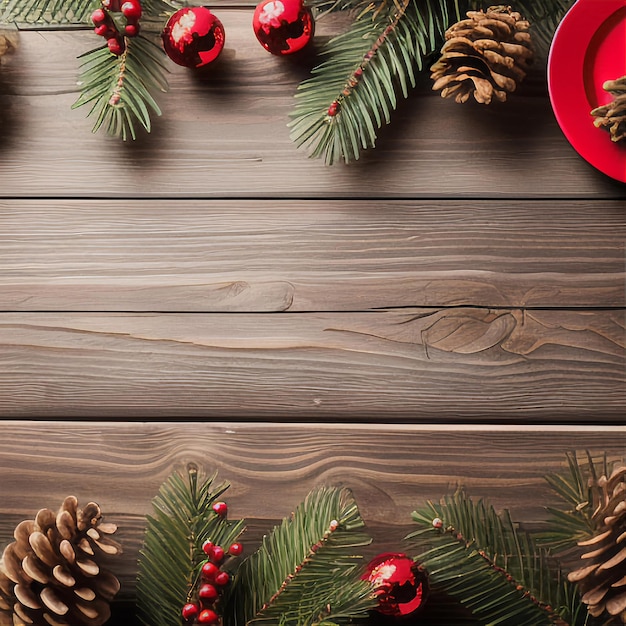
0,421,623,598
0,19,624,198
1,199,624,311
0,9,624,625
0,309,623,419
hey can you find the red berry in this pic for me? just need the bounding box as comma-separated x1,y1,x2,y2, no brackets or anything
199,583,218,601
124,22,139,36
91,8,106,23
121,0,142,19
94,24,111,37
102,0,121,10
212,502,227,516
211,545,225,563
198,608,219,624
201,561,218,580
182,603,199,621
202,540,214,555
228,542,243,556
214,571,230,586
107,37,124,55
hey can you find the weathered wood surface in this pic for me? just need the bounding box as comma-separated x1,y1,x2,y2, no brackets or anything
0,13,624,624
0,19,625,198
0,422,623,599
3,198,622,419
1,199,624,311
0,309,623,419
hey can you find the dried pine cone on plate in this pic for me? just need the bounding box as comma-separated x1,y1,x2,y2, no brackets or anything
591,76,626,143
0,497,121,626
431,5,534,104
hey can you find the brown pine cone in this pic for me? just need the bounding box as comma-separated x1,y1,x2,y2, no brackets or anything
431,5,534,104
568,465,626,623
0,28,18,60
591,76,626,143
0,497,121,626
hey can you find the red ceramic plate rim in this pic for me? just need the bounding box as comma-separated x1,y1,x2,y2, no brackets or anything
547,0,626,183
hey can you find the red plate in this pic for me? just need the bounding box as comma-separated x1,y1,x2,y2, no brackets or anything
547,0,626,183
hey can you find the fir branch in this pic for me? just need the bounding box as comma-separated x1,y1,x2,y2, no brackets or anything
224,486,375,626
407,490,587,626
538,451,612,552
1,0,177,26
72,34,168,141
514,0,574,55
136,464,245,626
289,0,462,164
1,0,96,26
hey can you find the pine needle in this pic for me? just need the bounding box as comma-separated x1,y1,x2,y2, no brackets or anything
538,451,612,552
136,464,245,626
289,0,460,164
407,490,587,626
0,0,178,25
224,486,375,626
73,34,168,141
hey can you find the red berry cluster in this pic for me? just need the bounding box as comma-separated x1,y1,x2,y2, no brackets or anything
91,0,142,56
181,502,244,625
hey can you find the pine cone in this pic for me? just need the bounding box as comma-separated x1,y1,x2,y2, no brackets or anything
0,497,121,626
0,28,18,60
431,5,533,104
591,76,626,143
568,465,626,623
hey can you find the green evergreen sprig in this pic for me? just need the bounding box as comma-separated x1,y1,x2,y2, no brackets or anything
225,486,376,626
407,490,587,626
0,0,176,25
538,451,610,552
0,0,94,26
289,0,461,164
72,34,168,140
1,0,578,149
136,464,245,626
291,0,576,164
515,0,573,54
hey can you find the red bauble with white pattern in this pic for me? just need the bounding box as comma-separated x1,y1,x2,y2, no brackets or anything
252,0,314,55
162,7,225,68
364,553,429,618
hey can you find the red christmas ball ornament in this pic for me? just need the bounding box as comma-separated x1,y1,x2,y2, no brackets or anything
252,0,314,55
162,7,225,69
363,553,428,618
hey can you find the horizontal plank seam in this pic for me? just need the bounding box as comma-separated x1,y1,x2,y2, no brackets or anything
1,306,624,314
2,195,625,202
1,420,624,431
4,416,624,425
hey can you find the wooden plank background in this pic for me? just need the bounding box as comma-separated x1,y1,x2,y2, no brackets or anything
0,423,624,595
0,20,625,198
0,6,625,624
